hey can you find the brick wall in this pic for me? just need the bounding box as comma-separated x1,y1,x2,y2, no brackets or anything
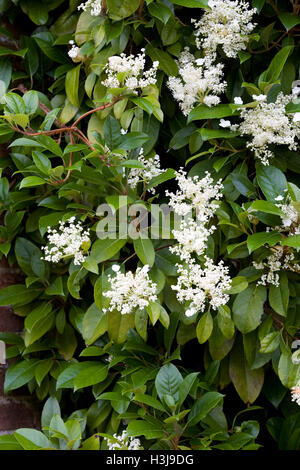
0,258,41,434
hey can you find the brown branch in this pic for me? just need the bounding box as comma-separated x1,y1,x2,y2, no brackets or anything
138,0,145,19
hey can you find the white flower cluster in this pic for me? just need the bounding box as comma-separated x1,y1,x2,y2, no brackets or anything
166,169,223,219
127,149,165,194
167,48,226,115
68,40,80,59
102,49,159,93
166,169,223,260
78,0,102,16
229,92,300,165
104,430,141,450
192,0,256,59
165,170,231,316
42,217,90,266
103,264,157,315
291,382,300,407
253,246,300,287
172,257,231,317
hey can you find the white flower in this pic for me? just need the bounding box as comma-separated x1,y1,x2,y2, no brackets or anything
192,0,257,59
293,112,300,123
167,48,226,115
127,149,165,194
170,217,216,261
103,265,158,315
253,94,267,102
234,97,243,105
171,257,231,316
78,0,102,16
104,430,141,450
291,382,300,406
42,217,90,265
166,169,223,219
274,195,284,201
231,92,300,165
220,119,231,128
253,246,300,287
68,44,80,59
102,50,159,92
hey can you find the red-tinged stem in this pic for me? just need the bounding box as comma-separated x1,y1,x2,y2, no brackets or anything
71,98,120,129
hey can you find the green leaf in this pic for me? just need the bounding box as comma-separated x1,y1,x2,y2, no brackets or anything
278,13,300,31
200,128,238,141
217,305,235,340
0,435,23,450
269,272,289,317
256,164,287,202
126,420,165,439
188,104,239,123
259,46,293,84
106,0,140,19
107,309,135,343
73,363,108,390
155,363,183,403
188,392,224,427
14,429,52,450
82,303,107,345
65,64,81,108
278,353,300,388
146,46,178,76
32,151,51,175
226,276,248,294
196,310,213,344
232,285,267,334
249,200,283,216
23,90,39,114
90,238,127,263
4,359,39,393
35,359,53,386
134,393,166,412
282,234,300,248
119,131,149,150
168,0,209,6
247,231,282,253
178,372,199,407
259,331,280,354
148,2,172,24
133,237,155,267
19,176,46,188
229,338,264,404
0,284,41,307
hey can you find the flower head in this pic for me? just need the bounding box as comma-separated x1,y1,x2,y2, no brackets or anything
103,265,157,315
104,430,141,450
42,217,90,266
78,0,102,16
171,257,231,316
127,149,165,194
192,0,256,59
167,48,226,115
102,50,159,93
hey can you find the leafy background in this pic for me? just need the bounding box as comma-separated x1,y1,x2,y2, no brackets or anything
0,0,299,450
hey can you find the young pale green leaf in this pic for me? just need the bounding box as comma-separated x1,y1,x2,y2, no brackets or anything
14,429,52,450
